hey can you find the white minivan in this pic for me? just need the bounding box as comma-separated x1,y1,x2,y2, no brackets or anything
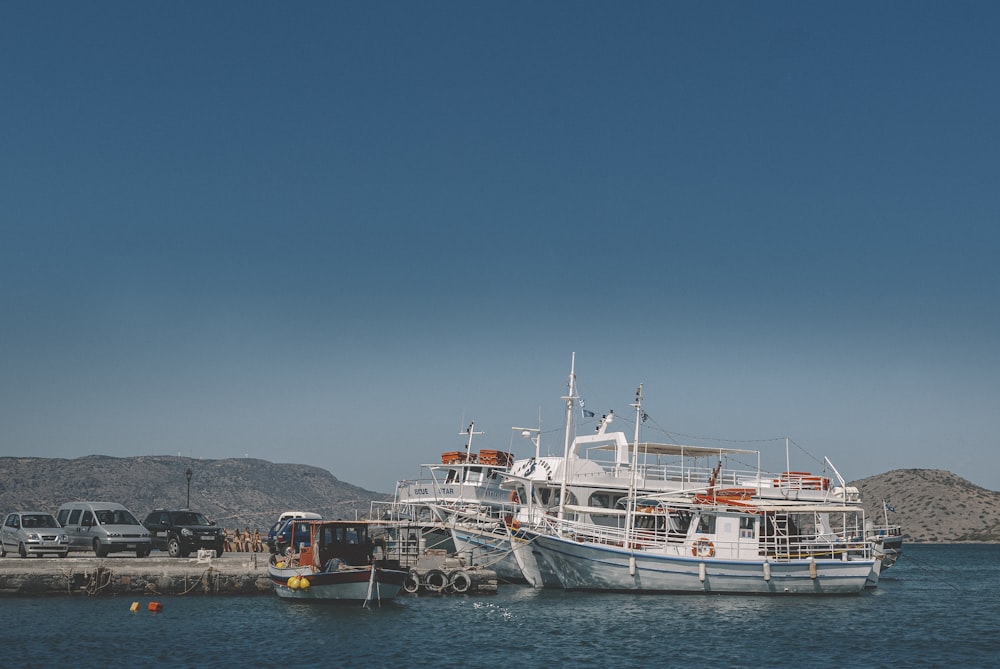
55,501,152,557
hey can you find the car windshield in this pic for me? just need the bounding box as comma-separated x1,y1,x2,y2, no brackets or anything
175,512,210,526
22,514,58,529
96,510,139,525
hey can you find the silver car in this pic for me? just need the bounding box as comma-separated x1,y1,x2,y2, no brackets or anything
0,511,70,558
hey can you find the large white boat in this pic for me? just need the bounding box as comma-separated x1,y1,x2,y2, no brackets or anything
529,494,878,594
503,354,882,592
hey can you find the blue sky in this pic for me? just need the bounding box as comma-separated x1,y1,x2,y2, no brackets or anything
2,2,999,495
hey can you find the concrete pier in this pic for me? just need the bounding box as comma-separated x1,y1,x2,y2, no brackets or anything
0,551,272,596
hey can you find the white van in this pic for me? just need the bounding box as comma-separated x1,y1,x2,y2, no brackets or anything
277,511,322,523
55,501,152,557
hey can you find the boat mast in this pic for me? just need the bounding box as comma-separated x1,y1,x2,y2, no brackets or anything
461,421,482,461
624,384,643,546
785,436,791,475
558,352,577,522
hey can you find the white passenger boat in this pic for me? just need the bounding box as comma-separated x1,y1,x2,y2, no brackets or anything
374,421,515,556
530,495,878,594
372,422,526,581
504,354,880,592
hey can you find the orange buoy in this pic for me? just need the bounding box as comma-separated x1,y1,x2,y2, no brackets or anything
147,602,164,612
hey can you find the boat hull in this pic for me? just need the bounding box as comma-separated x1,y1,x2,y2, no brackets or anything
268,565,409,602
451,526,526,583
533,534,876,595
511,528,562,588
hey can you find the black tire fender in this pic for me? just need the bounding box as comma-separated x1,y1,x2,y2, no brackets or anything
402,570,420,593
423,568,448,592
449,570,472,594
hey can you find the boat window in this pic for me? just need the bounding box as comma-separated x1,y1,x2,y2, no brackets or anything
537,488,576,507
589,493,611,508
669,510,693,535
739,516,755,539
696,514,716,534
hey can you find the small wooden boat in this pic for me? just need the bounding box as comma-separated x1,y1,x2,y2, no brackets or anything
267,519,409,604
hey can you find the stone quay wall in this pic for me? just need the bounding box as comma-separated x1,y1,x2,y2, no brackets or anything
0,552,272,596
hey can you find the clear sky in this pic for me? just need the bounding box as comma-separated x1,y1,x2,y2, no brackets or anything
2,2,998,495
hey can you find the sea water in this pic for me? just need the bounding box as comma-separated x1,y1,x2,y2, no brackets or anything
2,544,996,669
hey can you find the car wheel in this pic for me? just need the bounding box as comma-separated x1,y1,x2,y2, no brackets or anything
0,542,6,558
18,542,27,558
214,544,224,558
167,537,182,558
58,551,68,558
94,539,109,558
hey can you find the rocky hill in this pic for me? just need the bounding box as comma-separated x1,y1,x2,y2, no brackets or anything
852,468,1000,542
2,456,998,542
0,455,391,532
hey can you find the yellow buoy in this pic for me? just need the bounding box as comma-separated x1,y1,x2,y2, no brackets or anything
298,576,310,590
129,602,140,613
287,575,301,590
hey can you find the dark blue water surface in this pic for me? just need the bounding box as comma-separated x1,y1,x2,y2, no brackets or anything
2,544,996,668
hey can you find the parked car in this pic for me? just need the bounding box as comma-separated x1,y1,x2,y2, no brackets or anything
142,509,225,558
0,511,70,558
266,511,321,553
276,510,322,523
270,518,317,556
55,501,152,557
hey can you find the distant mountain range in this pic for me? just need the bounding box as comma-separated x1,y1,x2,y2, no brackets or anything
0,455,390,532
1,456,998,542
852,468,1000,542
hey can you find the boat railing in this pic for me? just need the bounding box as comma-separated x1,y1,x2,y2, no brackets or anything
571,461,774,491
437,501,519,524
541,512,874,561
759,534,874,561
867,524,903,538
371,500,447,524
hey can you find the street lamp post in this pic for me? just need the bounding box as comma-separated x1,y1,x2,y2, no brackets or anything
185,468,193,509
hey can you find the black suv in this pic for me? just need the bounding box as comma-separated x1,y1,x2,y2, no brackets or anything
142,509,225,558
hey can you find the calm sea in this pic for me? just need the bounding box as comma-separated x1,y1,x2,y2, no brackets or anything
2,544,996,669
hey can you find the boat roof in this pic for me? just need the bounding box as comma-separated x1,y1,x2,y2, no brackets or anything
587,442,759,457
426,462,509,469
639,494,865,514
287,519,394,527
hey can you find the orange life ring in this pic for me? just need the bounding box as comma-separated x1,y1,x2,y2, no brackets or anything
692,538,715,558
510,490,521,504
